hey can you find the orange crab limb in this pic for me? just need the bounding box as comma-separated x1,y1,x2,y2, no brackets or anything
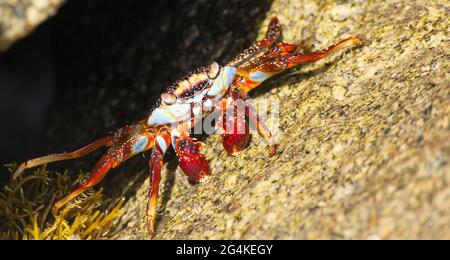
12,136,114,180
239,36,363,93
239,42,300,70
146,130,171,236
146,147,163,236
246,103,277,156
53,125,156,210
258,37,362,72
53,153,116,209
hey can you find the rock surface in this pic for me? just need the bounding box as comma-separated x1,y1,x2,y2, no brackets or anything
0,0,64,51
40,0,448,239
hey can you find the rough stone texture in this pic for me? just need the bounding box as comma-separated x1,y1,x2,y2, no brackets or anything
0,0,64,51
42,0,448,239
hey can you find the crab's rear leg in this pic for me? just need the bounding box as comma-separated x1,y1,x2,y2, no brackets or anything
12,136,114,180
53,153,116,209
51,124,155,210
226,17,282,67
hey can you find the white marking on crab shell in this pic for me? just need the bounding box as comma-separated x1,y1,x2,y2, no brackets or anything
156,136,168,153
207,66,237,98
147,103,191,126
249,71,271,83
131,135,149,154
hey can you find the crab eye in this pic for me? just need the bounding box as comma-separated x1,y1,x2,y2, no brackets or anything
161,93,177,105
208,62,220,79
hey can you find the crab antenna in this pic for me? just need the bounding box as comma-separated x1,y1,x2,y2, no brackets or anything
12,136,113,180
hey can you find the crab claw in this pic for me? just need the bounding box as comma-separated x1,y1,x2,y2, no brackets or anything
221,109,250,155
175,137,210,182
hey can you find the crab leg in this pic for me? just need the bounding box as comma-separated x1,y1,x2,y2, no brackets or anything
12,136,114,180
53,124,155,210
238,42,300,71
239,36,363,93
246,102,277,156
146,130,171,236
226,17,282,67
53,153,116,209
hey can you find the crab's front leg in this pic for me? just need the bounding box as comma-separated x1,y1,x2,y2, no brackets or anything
146,126,210,235
146,128,171,236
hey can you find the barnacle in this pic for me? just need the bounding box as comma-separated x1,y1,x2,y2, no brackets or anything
0,164,123,240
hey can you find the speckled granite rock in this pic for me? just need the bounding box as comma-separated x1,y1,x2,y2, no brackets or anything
43,0,449,239
0,0,64,51
114,0,449,240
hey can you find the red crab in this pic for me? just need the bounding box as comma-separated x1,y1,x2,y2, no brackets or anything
13,18,362,236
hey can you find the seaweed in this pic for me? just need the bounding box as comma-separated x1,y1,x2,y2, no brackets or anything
0,164,124,240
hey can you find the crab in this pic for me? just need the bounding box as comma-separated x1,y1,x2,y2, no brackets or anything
13,18,362,236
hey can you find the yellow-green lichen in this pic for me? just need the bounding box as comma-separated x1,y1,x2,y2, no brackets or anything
0,164,123,240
